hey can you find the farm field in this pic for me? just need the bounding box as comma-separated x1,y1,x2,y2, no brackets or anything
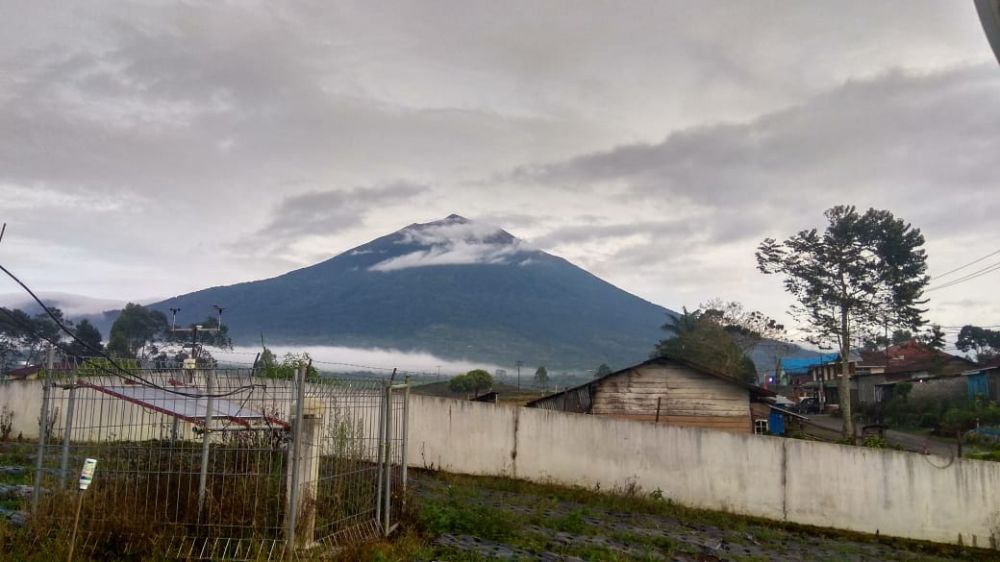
344,471,997,562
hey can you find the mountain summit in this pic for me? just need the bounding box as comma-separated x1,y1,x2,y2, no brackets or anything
151,216,676,370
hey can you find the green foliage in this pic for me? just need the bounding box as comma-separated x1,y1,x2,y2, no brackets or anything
65,319,103,358
418,489,516,540
653,307,758,384
699,299,785,354
0,305,70,366
884,394,1000,434
756,206,929,352
956,325,1000,363
862,435,888,449
534,366,549,386
757,206,929,437
107,303,169,358
447,369,493,395
258,352,320,382
594,363,612,378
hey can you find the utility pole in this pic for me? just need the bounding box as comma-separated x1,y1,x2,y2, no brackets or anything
169,305,225,381
516,360,523,390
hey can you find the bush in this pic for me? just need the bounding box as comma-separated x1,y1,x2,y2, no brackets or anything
448,369,493,395
862,435,888,449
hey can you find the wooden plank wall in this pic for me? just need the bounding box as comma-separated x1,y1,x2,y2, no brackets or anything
591,364,751,433
530,386,591,413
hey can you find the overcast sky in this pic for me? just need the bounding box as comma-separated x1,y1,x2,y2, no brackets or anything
2,1,998,347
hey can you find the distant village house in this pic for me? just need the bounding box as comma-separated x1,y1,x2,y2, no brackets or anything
526,356,774,434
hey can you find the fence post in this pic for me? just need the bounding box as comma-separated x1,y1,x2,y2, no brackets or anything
197,368,215,524
286,366,306,552
286,373,322,549
401,378,410,495
59,382,77,489
382,384,393,536
32,346,54,512
374,382,387,527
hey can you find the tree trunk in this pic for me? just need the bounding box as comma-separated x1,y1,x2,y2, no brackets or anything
839,308,855,443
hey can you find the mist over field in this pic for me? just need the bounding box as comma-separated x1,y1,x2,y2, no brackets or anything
215,345,504,378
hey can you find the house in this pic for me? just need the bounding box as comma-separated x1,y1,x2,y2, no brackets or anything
965,359,1000,401
4,365,42,381
858,341,976,405
526,356,773,433
781,353,843,402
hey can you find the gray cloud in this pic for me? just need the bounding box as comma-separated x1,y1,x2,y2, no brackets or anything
258,182,428,242
519,65,999,210
0,0,997,334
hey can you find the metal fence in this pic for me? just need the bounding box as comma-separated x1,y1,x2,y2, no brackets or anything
8,366,408,560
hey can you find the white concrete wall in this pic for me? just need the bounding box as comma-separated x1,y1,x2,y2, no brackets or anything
5,383,1000,548
407,394,1000,549
0,380,45,438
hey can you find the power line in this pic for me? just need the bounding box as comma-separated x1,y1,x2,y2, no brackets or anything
926,260,1000,293
932,248,1000,281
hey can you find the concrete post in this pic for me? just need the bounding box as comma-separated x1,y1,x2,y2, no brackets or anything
286,397,324,548
374,384,387,526
285,362,323,551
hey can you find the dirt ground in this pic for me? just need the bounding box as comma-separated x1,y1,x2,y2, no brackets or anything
399,471,996,562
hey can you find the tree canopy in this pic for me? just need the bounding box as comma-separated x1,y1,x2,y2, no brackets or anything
652,307,758,384
594,363,612,378
757,205,929,439
0,305,71,366
107,303,169,358
65,319,103,358
448,369,494,395
534,366,549,387
956,325,1000,363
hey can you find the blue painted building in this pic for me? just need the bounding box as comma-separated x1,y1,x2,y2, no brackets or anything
965,366,999,401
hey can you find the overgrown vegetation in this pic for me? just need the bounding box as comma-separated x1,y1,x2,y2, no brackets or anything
331,471,994,562
652,303,774,384
257,349,321,382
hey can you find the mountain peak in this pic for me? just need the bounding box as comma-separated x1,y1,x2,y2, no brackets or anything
149,214,677,369
359,215,530,273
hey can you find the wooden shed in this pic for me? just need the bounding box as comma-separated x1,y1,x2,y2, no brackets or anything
526,356,772,433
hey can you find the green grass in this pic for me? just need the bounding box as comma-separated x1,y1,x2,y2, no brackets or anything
380,471,997,562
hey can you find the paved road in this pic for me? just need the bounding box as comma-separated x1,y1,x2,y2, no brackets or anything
807,415,957,457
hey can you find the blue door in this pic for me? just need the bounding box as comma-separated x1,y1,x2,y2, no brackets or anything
968,373,989,400
768,410,785,436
